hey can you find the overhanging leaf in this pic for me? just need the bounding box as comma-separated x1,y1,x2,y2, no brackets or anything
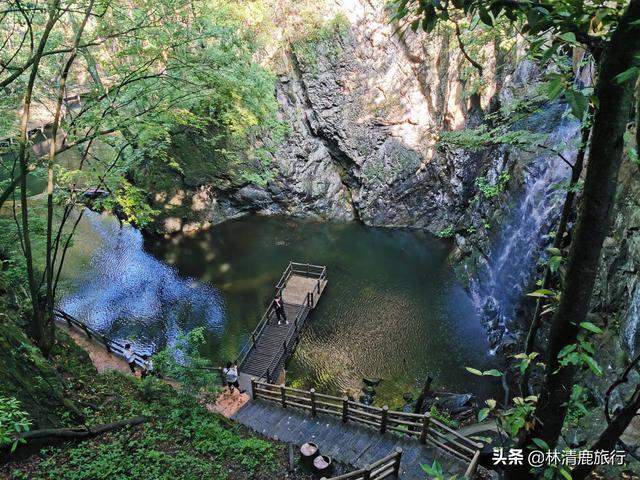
614,67,639,85
581,354,603,376
579,322,603,334
526,289,555,298
564,89,588,120
532,437,550,451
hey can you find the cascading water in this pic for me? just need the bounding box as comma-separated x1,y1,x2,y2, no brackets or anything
473,115,580,347
59,210,225,354
623,284,640,357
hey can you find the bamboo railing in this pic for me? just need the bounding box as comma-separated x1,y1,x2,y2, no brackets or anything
321,448,403,480
251,381,483,476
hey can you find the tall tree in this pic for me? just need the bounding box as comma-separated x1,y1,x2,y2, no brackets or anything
0,0,279,355
524,0,640,454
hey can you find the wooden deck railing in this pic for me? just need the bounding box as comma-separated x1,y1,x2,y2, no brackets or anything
53,308,225,383
260,293,311,382
251,381,483,476
321,448,403,480
237,261,326,373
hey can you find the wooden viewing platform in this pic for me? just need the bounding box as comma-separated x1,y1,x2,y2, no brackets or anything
237,262,327,384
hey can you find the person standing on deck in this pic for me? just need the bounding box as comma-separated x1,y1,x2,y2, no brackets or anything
124,344,136,374
274,293,288,325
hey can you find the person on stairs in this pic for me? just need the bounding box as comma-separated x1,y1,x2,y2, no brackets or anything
141,354,154,378
274,293,288,325
223,361,245,394
124,343,136,374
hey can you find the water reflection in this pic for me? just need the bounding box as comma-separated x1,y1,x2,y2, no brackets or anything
60,211,225,354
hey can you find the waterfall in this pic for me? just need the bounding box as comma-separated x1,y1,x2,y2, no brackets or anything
60,210,225,354
473,117,580,345
623,284,640,357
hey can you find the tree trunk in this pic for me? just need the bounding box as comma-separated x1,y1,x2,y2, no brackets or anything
43,1,95,348
527,0,639,451
571,383,640,479
17,1,61,354
506,2,640,478
5,415,147,449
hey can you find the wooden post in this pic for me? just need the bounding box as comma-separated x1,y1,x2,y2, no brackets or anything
342,397,349,423
281,385,287,408
363,466,372,480
465,449,481,479
414,374,434,415
317,278,321,293
306,262,310,274
420,413,431,444
252,333,256,344
380,406,389,434
310,388,317,417
81,324,92,339
250,378,256,400
102,336,112,353
394,447,403,477
309,292,314,307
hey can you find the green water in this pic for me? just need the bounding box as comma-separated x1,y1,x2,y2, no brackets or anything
145,216,500,404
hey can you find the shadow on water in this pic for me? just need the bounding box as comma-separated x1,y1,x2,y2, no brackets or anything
63,213,501,403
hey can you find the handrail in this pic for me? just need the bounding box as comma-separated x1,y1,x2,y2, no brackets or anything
261,297,310,382
53,308,225,383
321,448,402,480
251,380,482,472
237,261,326,371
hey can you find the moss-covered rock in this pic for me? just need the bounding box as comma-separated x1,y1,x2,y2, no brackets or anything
0,307,80,428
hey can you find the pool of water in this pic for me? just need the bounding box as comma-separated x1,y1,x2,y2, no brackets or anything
62,213,500,404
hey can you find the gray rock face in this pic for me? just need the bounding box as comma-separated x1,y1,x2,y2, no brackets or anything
254,2,496,232
593,160,640,356
161,0,511,233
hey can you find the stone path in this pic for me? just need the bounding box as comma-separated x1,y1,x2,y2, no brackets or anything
232,399,471,480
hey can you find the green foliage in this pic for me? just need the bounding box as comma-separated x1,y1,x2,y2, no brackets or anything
35,384,277,480
474,171,510,199
435,226,455,238
0,397,31,453
428,405,459,429
102,182,159,228
153,327,220,396
501,395,538,437
513,352,541,376
477,398,497,422
565,384,592,428
439,126,547,153
292,13,350,69
624,129,640,167
7,339,279,480
465,367,503,377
